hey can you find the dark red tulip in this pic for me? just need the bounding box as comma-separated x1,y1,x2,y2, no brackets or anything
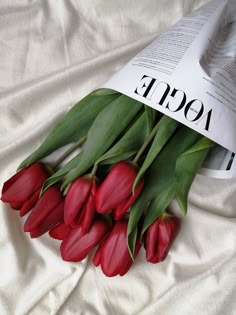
64,175,99,234
24,186,64,238
95,161,144,220
49,221,71,240
60,217,110,262
1,163,49,216
144,213,181,263
93,220,141,277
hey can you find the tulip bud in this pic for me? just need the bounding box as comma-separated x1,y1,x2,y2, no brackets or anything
1,163,49,216
49,221,71,240
60,217,110,262
24,186,64,238
144,213,181,263
64,175,99,234
95,161,144,220
93,220,141,277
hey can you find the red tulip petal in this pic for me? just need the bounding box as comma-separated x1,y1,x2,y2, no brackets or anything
112,198,128,220
76,196,96,235
100,221,131,277
49,221,71,240
24,187,62,232
95,162,138,213
92,247,102,267
145,219,160,263
64,176,92,225
76,180,98,234
60,218,109,262
1,163,48,203
93,245,102,267
113,179,144,220
119,259,133,276
156,217,180,262
119,240,141,276
10,202,23,210
20,188,41,217
145,215,181,263
92,233,109,267
30,201,64,238
1,167,26,196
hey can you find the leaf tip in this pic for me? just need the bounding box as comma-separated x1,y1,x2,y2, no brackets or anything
175,193,188,216
17,161,26,171
140,227,146,240
132,177,139,194
127,235,135,261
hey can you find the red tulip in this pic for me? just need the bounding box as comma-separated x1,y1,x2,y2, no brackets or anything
144,213,181,263
95,161,144,220
64,175,99,234
24,186,64,238
93,220,141,277
49,221,71,240
60,217,110,262
1,163,49,216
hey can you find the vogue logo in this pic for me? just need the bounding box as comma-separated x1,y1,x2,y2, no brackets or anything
135,75,212,131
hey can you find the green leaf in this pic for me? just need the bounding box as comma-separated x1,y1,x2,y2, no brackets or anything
98,151,137,166
127,225,138,261
95,111,148,165
18,92,120,169
145,106,158,132
141,183,175,237
174,137,214,215
41,152,82,194
133,116,179,191
127,125,202,256
61,95,143,189
91,88,120,96
140,135,212,235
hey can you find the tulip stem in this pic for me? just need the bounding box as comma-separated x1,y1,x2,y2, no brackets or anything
133,121,160,164
54,136,87,169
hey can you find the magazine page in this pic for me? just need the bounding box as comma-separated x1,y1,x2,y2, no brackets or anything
103,0,236,178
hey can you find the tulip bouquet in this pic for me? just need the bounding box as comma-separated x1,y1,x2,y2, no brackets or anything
1,89,214,277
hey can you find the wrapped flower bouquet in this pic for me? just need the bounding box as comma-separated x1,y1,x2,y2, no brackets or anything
1,89,214,277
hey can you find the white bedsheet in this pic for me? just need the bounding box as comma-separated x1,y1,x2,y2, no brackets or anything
0,1,235,314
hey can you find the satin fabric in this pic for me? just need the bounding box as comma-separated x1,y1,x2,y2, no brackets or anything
0,1,235,314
